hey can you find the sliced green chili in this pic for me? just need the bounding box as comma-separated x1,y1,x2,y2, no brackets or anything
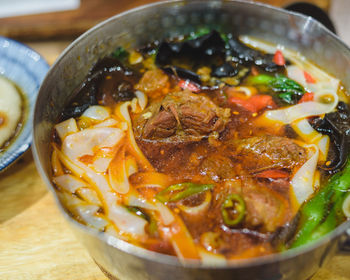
126,206,158,236
155,182,214,203
147,215,159,237
125,206,148,220
221,194,246,227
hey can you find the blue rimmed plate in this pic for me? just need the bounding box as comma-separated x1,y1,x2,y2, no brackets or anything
0,36,49,172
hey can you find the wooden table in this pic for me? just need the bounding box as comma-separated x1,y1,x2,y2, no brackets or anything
1,0,350,279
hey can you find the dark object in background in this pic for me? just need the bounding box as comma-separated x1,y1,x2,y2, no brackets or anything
284,2,336,34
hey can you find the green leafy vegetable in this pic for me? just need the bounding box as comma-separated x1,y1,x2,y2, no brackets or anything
221,194,246,227
112,46,129,61
270,75,305,104
155,182,214,203
250,74,305,104
291,157,350,248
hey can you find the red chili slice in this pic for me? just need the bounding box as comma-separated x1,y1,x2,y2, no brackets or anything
229,95,276,113
273,50,285,66
255,169,290,179
304,71,316,84
298,92,314,104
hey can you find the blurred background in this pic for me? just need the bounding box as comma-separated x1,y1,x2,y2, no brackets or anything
1,0,348,65
0,0,337,40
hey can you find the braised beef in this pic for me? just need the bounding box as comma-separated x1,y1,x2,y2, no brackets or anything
178,177,291,256
227,135,307,172
135,69,169,98
191,135,305,181
136,138,197,174
242,181,290,232
210,179,291,233
143,109,177,139
134,90,230,140
198,153,238,182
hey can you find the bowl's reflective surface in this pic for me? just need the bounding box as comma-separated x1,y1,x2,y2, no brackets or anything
33,1,350,279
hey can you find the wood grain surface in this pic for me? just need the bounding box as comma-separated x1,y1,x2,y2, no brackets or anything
0,0,161,40
0,151,107,280
0,0,349,279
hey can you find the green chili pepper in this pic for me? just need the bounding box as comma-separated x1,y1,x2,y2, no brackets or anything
249,74,305,104
249,74,275,85
126,206,148,220
147,215,159,237
291,158,350,248
221,194,246,227
126,206,159,236
155,183,214,203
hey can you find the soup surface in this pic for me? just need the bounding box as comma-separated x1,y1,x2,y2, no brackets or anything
51,30,350,262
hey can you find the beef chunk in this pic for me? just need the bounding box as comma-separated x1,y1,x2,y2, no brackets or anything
211,179,292,233
135,69,169,99
197,153,239,182
242,182,290,232
175,135,306,182
143,109,177,138
136,138,196,174
134,90,230,141
227,135,307,172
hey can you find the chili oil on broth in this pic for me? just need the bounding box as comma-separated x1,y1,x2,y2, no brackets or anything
50,30,350,263
0,75,26,153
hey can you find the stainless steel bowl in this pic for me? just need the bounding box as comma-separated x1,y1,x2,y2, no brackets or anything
33,1,350,279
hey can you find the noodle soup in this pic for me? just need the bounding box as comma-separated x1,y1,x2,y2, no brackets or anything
50,30,350,262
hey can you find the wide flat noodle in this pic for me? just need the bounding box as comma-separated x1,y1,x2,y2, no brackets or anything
291,144,319,204
59,119,148,237
264,101,336,124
